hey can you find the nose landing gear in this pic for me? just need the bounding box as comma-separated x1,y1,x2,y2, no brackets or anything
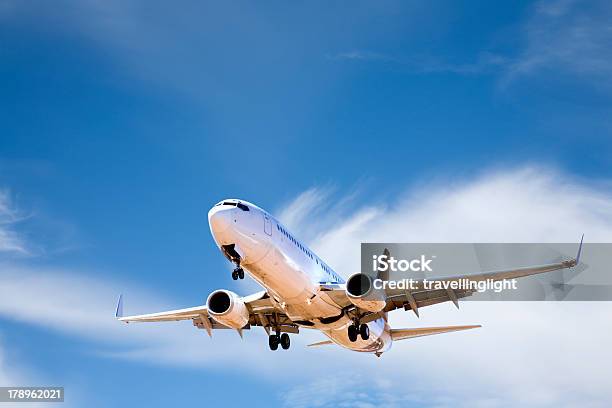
221,244,244,280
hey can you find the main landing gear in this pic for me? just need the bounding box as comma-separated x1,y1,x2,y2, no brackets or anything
231,266,244,280
348,322,369,342
268,332,290,351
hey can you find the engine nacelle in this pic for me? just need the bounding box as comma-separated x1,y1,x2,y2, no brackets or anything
345,273,386,313
206,290,250,329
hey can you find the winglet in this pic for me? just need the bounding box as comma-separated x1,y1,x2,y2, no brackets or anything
576,234,584,265
115,294,124,319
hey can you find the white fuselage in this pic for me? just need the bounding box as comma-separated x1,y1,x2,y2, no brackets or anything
208,199,392,353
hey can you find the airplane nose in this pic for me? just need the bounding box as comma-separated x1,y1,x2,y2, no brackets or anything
208,206,234,233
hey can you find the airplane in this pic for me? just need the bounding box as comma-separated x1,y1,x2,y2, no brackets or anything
115,199,583,356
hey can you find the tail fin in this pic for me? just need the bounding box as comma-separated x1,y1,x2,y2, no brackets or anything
391,325,481,341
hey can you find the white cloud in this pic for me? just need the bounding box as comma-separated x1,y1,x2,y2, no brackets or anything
278,187,332,233
0,191,79,404
278,166,612,407
1,166,611,407
292,167,612,274
0,262,337,378
0,186,340,377
277,185,367,243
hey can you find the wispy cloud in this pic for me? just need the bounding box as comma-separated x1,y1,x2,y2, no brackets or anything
0,190,30,256
276,185,369,244
1,167,611,406
279,167,609,280
330,0,612,89
279,166,612,407
508,0,612,81
277,187,332,232
327,50,392,62
0,261,344,379
0,183,332,376
279,374,380,408
328,50,508,75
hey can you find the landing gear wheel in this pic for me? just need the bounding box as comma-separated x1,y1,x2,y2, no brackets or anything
280,333,290,350
348,324,358,342
268,335,279,351
231,270,238,280
359,323,369,340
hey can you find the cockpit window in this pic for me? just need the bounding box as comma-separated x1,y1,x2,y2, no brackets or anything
215,201,248,210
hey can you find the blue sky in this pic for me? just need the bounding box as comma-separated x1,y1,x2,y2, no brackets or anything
1,1,612,407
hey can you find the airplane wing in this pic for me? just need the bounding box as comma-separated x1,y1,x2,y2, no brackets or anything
115,294,208,322
322,236,584,318
115,291,291,337
383,237,583,316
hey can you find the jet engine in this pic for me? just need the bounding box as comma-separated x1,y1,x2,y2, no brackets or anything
206,290,250,329
345,273,386,313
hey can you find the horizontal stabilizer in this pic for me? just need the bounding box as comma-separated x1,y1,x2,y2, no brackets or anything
391,325,481,341
307,340,334,347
